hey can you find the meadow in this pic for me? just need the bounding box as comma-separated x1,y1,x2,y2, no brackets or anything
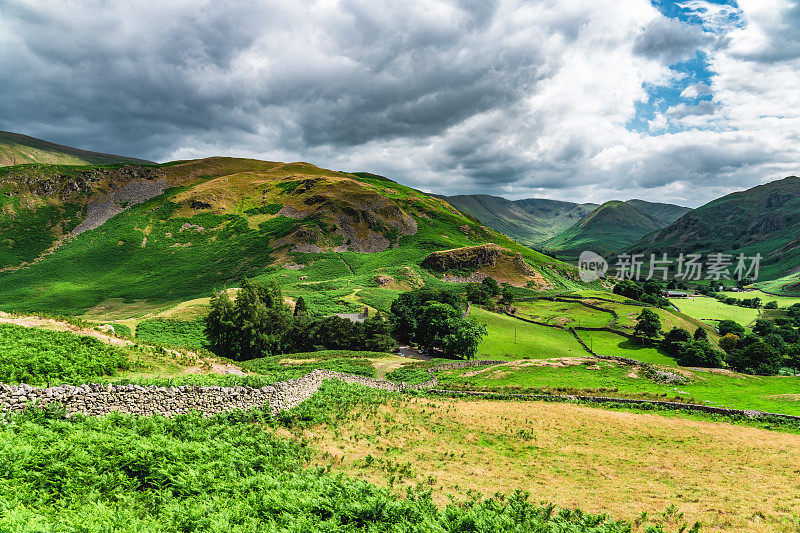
469,307,587,360
718,290,800,308
297,392,800,532
513,299,612,328
577,330,678,366
434,360,800,416
668,296,759,327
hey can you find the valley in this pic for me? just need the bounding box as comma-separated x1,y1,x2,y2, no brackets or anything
1,143,800,532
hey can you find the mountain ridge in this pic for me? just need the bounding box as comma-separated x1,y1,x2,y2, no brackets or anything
542,199,691,258
0,131,154,167
629,176,800,288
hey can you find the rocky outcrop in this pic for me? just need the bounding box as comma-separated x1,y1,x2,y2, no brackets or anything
422,244,504,271
73,177,168,234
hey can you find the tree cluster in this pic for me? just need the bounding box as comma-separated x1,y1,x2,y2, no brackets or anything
205,279,393,361
613,280,669,307
391,288,487,359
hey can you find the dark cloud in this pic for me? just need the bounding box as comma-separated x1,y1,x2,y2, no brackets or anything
633,16,714,64
0,1,797,207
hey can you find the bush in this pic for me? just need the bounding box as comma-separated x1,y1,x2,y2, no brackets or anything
136,318,206,348
0,401,642,532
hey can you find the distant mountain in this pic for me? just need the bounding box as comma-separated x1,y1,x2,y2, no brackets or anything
438,194,598,245
542,200,690,258
629,176,800,287
625,199,692,227
0,131,153,167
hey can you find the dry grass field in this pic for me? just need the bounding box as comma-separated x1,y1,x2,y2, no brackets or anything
291,396,800,532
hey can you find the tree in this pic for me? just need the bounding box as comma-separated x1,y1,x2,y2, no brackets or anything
764,301,778,309
752,319,775,336
633,309,661,343
718,333,739,353
663,327,692,357
293,296,308,316
414,301,486,359
643,281,663,296
787,344,800,371
441,319,487,360
232,278,291,360
465,283,491,305
500,286,515,305
727,339,783,375
675,340,724,368
717,320,745,337
613,280,644,301
205,289,236,357
693,327,708,341
390,288,464,342
481,276,500,296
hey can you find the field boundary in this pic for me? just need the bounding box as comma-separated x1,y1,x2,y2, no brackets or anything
5,359,800,423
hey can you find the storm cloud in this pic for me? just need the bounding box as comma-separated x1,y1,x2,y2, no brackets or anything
0,0,798,206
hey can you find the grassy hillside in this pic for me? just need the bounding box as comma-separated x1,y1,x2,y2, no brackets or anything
625,199,691,225
630,176,800,286
438,194,597,245
0,158,582,316
0,131,153,167
543,200,667,258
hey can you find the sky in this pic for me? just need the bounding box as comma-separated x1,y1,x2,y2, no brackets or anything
1,0,798,207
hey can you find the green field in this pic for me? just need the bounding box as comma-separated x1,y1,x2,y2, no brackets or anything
669,296,759,327
514,299,612,328
719,290,800,308
577,330,678,366
470,307,587,360
437,360,800,416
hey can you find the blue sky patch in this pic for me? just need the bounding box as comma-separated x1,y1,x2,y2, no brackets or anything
627,0,743,134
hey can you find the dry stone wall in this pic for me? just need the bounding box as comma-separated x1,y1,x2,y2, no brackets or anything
0,370,406,418
2,362,799,424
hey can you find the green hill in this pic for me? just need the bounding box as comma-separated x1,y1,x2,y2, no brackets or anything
438,194,597,245
542,200,685,258
0,158,582,316
0,131,154,167
625,199,691,226
629,176,800,288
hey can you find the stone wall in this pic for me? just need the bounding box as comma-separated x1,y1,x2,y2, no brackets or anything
3,362,799,424
0,370,406,418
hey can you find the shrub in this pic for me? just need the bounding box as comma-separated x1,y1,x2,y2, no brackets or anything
135,318,206,348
